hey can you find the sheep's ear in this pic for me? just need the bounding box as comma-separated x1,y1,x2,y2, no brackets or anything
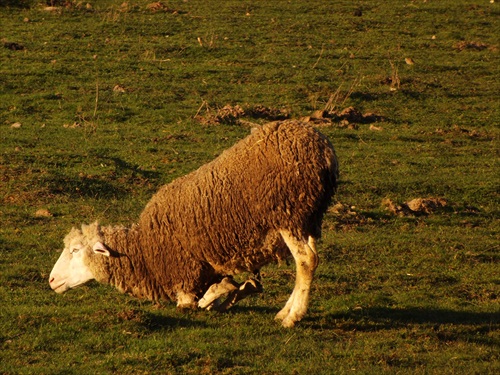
92,242,111,257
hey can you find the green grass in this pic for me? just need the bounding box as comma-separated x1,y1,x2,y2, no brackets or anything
1,0,499,374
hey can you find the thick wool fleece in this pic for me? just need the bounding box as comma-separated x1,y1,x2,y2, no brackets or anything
79,120,338,302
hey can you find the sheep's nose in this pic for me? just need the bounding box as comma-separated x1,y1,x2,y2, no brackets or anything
49,276,55,284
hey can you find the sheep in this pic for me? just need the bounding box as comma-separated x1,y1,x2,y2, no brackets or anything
49,120,339,327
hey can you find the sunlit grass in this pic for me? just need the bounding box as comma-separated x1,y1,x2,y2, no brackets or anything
1,0,499,374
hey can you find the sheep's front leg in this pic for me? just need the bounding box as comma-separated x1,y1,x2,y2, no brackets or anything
198,277,239,310
176,291,198,310
276,230,318,328
214,278,263,312
198,277,263,311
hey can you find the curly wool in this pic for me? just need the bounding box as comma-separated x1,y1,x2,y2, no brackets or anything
79,120,338,302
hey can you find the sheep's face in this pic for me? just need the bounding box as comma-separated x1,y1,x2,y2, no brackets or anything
49,227,110,293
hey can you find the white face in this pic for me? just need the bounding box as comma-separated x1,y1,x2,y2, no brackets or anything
49,231,110,293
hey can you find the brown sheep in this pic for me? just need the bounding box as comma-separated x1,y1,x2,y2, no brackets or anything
49,120,339,327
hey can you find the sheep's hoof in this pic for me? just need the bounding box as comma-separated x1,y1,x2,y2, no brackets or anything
281,317,297,328
198,277,239,309
275,308,290,321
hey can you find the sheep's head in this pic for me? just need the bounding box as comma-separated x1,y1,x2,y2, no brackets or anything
49,223,110,293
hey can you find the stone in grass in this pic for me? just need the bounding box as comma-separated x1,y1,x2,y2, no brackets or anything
35,209,53,218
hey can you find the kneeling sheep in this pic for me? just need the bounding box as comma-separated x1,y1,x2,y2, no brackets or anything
49,120,339,327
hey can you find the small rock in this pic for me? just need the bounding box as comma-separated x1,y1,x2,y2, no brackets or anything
113,84,126,93
310,110,327,119
63,122,80,128
406,198,447,214
35,209,53,218
11,122,22,128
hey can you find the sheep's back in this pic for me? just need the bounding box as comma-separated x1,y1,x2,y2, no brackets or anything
139,120,337,275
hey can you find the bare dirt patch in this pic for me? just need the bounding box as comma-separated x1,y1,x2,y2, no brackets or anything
301,106,385,129
383,197,448,216
194,102,383,130
194,103,290,125
453,41,491,51
146,1,183,14
326,202,373,230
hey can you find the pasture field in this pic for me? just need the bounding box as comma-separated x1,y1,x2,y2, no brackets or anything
1,0,499,374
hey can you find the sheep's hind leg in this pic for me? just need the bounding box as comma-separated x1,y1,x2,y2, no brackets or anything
276,230,318,328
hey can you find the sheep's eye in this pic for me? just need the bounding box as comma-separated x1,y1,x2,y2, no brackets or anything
70,247,80,254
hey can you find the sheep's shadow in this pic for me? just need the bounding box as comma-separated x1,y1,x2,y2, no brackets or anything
305,306,499,332
205,305,499,329
219,305,280,316
131,312,207,332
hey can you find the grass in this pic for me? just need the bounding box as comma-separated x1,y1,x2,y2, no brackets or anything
1,0,499,374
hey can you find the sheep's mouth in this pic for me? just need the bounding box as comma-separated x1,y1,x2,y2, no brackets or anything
50,281,68,293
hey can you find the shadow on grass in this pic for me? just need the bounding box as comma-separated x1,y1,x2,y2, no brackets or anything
42,156,160,199
44,174,128,200
221,305,280,316
312,306,499,333
218,305,498,328
0,0,32,7
117,309,208,332
141,312,208,331
0,236,17,254
309,306,500,347
104,156,160,182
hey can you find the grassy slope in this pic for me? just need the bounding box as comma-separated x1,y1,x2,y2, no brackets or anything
1,1,498,374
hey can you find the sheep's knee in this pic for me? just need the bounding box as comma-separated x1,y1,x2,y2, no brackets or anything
176,291,197,310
